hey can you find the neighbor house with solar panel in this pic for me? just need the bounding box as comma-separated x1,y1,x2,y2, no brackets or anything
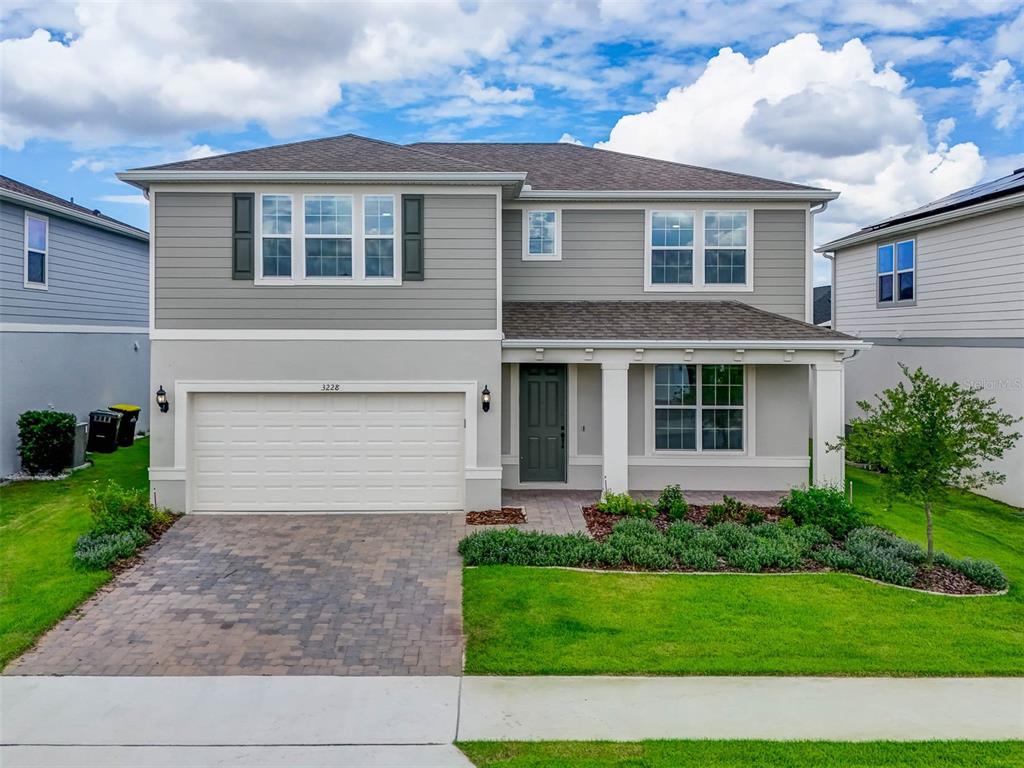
819,167,1024,506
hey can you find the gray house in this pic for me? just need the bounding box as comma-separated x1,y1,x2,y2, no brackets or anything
820,168,1024,507
0,176,150,476
118,135,864,514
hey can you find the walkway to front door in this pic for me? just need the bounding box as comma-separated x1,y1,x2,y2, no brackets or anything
519,363,567,483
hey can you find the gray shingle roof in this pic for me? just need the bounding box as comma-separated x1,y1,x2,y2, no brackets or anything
0,175,148,237
502,301,855,343
412,142,822,192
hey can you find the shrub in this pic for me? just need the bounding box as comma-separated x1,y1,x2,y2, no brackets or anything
787,523,832,553
934,552,1009,591
812,544,857,571
458,528,612,568
743,508,766,526
596,492,657,519
706,495,748,525
665,521,701,546
708,521,755,552
846,527,927,565
74,528,150,569
607,518,674,570
657,485,690,520
727,537,803,572
17,410,76,475
844,527,919,586
780,486,864,537
672,544,717,571
89,481,157,535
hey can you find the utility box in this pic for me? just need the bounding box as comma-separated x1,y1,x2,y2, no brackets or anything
87,410,121,453
73,422,88,467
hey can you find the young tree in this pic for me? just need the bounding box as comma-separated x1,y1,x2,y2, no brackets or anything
832,364,1020,563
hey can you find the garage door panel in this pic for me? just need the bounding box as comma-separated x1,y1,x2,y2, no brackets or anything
191,391,465,512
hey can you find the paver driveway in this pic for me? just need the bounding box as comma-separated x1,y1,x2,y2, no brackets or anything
8,514,464,676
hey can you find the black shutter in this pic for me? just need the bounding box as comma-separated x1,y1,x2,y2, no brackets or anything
402,194,424,281
232,193,255,280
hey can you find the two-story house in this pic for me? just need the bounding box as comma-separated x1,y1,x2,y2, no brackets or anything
820,168,1024,507
118,135,863,514
0,176,150,477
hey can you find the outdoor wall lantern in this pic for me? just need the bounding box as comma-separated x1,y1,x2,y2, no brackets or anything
481,385,491,413
155,385,169,413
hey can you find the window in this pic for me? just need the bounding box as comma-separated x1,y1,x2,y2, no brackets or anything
363,194,395,278
654,363,744,452
704,211,749,284
524,209,559,260
24,212,47,288
878,239,914,303
304,195,352,278
261,194,292,278
650,211,694,285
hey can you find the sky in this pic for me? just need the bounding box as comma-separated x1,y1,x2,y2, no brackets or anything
1,1,1022,285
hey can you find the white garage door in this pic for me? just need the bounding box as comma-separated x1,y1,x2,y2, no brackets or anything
190,392,465,512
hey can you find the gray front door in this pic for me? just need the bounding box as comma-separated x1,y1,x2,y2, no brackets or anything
519,364,567,483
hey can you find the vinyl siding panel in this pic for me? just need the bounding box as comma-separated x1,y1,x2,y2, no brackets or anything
502,208,807,319
0,200,148,326
153,192,497,330
834,205,1024,338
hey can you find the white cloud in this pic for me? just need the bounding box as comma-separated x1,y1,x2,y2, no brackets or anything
993,9,1024,60
598,34,985,283
933,116,956,143
69,143,225,175
558,132,584,145
460,75,533,104
97,194,148,205
954,59,1024,130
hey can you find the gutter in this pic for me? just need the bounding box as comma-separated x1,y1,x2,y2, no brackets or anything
517,189,840,202
501,338,869,351
0,190,149,242
117,169,529,190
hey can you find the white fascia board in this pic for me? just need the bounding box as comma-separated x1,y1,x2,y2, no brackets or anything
516,189,839,202
501,338,870,350
0,190,149,242
817,191,1024,253
117,170,528,189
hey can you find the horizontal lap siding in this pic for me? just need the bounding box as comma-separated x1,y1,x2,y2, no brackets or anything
834,206,1024,338
0,201,148,326
502,208,806,319
154,192,497,330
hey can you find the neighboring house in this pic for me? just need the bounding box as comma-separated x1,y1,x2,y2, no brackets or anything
0,176,150,476
820,168,1024,507
813,285,831,326
118,135,864,514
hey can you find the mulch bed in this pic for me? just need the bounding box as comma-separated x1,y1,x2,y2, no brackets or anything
912,564,991,595
467,507,527,525
583,504,784,541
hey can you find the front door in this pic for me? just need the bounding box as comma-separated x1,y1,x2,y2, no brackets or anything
519,364,567,482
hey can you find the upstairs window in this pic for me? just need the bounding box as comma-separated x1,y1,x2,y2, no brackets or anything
304,195,353,278
650,211,694,285
363,194,395,278
261,194,292,278
878,239,914,304
524,209,559,260
704,210,749,285
24,212,48,289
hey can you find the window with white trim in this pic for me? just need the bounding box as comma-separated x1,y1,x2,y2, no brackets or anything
877,239,914,303
524,209,559,259
24,212,48,288
654,363,744,451
304,195,353,278
704,210,749,284
363,194,395,278
650,211,694,285
261,194,292,278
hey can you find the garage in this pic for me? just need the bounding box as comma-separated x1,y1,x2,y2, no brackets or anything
190,391,465,512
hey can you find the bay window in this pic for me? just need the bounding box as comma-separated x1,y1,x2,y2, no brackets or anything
654,363,744,452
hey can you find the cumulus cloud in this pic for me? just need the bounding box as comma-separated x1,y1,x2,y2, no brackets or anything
599,34,985,264
993,9,1024,60
558,132,584,145
954,59,1024,130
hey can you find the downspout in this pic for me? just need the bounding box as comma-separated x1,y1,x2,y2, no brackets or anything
809,201,830,325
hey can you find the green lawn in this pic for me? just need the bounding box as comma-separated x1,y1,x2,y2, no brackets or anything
0,440,150,668
459,741,1024,768
463,468,1024,676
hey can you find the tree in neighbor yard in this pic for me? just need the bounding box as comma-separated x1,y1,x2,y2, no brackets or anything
832,364,1020,563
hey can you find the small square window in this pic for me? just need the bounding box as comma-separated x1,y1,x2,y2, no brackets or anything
525,210,558,258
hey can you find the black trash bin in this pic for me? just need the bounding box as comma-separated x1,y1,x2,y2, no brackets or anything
87,409,121,453
109,404,141,447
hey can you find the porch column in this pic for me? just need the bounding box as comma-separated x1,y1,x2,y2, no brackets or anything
811,361,844,487
601,361,630,495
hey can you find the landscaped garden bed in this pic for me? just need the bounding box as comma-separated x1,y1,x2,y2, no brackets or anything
467,507,527,525
459,485,1008,595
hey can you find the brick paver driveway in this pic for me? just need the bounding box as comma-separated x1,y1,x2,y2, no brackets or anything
9,515,464,676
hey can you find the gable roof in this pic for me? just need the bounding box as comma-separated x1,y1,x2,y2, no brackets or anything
0,176,148,241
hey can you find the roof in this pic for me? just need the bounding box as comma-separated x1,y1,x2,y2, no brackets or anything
0,176,148,241
502,301,857,346
820,167,1024,251
813,285,831,326
122,134,833,198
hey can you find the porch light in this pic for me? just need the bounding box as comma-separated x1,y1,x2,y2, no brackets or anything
481,385,491,413
155,385,169,413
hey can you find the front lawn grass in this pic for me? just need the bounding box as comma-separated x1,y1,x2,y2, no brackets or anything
459,740,1024,767
463,467,1024,676
0,440,149,668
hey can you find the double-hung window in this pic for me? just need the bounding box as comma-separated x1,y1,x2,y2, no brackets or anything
24,212,48,289
650,211,695,285
363,194,395,278
654,363,744,451
704,210,749,285
261,194,292,278
877,239,914,304
304,195,353,278
524,209,559,260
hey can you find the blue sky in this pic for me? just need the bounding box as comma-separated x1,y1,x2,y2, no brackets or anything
2,1,1022,284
